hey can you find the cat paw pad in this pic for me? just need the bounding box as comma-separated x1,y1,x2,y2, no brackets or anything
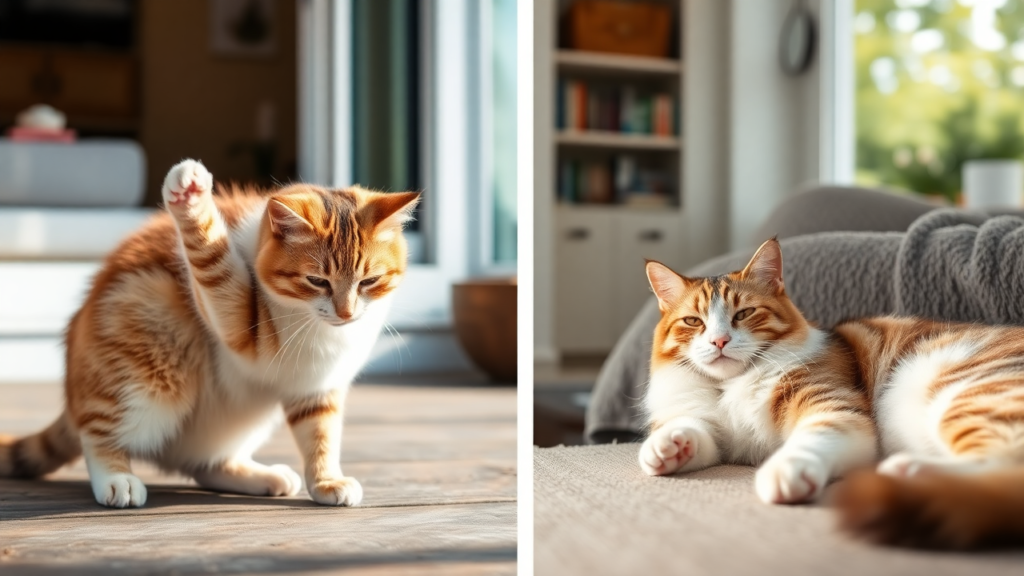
639,427,698,476
91,472,148,508
755,452,828,504
162,159,213,210
308,476,363,506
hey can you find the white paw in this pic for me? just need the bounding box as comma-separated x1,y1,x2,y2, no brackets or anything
755,452,829,504
639,427,699,476
877,452,933,477
162,159,213,211
266,464,303,497
308,476,363,506
91,472,148,508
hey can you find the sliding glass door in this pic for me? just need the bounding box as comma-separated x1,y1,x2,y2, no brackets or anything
297,0,517,330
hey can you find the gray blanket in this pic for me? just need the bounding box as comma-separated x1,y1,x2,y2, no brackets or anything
586,201,1024,443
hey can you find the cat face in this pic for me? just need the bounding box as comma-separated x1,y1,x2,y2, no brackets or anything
646,239,809,379
255,185,419,325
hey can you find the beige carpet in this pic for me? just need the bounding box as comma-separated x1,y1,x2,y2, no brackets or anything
534,443,1024,576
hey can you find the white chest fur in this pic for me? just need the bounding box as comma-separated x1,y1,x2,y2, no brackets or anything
645,329,828,466
155,296,390,470
219,295,390,398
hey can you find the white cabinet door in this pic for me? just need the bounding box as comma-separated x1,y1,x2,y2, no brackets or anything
555,208,614,353
611,211,686,338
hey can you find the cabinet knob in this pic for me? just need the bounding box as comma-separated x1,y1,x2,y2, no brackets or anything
638,229,663,242
565,227,590,240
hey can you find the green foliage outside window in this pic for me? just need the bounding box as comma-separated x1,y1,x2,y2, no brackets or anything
856,0,1024,202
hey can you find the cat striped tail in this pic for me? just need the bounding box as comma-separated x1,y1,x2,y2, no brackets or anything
835,468,1024,549
0,411,81,478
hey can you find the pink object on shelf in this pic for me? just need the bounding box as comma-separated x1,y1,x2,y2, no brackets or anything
6,126,77,143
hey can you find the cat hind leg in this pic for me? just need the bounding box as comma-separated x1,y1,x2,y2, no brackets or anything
877,452,1002,478
192,460,303,497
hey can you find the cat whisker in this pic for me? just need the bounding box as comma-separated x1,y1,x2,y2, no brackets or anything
247,312,306,332
267,314,311,343
291,317,319,381
382,320,408,374
278,317,316,381
749,350,788,378
265,316,315,382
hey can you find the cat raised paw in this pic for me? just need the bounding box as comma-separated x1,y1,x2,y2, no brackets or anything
755,451,828,504
162,159,214,212
639,426,700,476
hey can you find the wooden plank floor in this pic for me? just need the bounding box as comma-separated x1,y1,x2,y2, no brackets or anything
0,382,517,575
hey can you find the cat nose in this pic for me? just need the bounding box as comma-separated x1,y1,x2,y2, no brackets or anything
711,335,730,349
333,291,358,321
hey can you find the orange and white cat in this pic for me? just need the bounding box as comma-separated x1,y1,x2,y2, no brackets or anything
0,159,419,509
642,238,1024,548
640,239,877,504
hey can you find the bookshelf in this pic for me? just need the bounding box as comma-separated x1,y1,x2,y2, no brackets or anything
555,50,683,76
540,0,688,356
555,130,681,151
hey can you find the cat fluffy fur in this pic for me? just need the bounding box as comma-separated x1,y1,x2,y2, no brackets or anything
643,238,1024,549
0,160,419,508
641,239,877,504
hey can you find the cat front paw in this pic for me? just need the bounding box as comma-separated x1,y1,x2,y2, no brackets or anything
308,475,363,506
91,472,148,508
639,426,700,476
755,451,829,504
162,159,214,213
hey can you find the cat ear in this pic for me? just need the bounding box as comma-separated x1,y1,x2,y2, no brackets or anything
362,191,420,241
267,199,315,241
741,237,784,292
646,260,687,312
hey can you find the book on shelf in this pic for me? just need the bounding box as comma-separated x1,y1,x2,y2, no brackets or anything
558,79,675,136
558,154,674,207
624,193,671,208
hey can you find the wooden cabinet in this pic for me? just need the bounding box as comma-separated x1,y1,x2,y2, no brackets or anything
555,207,614,352
555,206,686,353
542,1,687,359
0,46,138,123
611,211,684,336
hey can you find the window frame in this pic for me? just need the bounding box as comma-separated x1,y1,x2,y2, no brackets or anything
298,0,478,329
471,0,518,277
820,0,856,185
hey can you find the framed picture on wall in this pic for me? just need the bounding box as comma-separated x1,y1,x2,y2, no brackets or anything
209,0,276,57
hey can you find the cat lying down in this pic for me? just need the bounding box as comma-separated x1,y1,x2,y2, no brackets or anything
0,160,418,508
640,238,1024,549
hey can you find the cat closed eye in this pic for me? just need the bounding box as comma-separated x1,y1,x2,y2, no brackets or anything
682,317,703,327
306,276,330,288
360,276,382,287
734,307,755,321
